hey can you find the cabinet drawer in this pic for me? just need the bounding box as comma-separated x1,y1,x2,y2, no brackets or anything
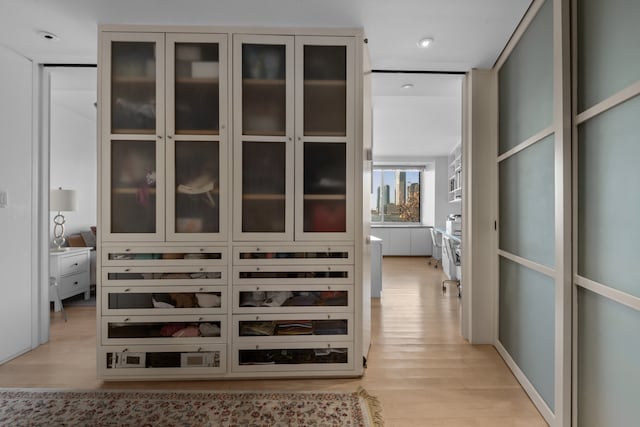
233,284,352,314
102,246,227,266
102,266,226,287
58,272,89,299
102,286,227,315
100,344,226,378
233,313,352,343
101,314,226,345
60,253,89,275
233,246,353,265
232,342,354,373
233,265,353,285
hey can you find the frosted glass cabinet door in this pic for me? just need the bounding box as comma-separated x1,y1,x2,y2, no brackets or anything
165,34,228,241
240,42,289,136
108,140,163,238
171,41,221,135
295,37,354,241
109,38,163,135
302,45,347,136
240,141,287,234
171,141,220,235
233,35,294,241
302,142,347,233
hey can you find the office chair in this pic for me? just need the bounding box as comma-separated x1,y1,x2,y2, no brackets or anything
441,237,461,298
428,227,441,268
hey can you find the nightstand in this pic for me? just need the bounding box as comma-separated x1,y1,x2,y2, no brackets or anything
49,247,91,311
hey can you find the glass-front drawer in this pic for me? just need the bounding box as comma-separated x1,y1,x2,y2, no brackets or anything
102,246,227,266
101,344,226,377
101,315,225,345
233,284,352,314
233,246,353,265
233,342,353,372
232,265,353,285
233,313,352,342
102,266,226,287
101,286,226,315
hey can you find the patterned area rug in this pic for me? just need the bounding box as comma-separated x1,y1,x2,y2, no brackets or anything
0,387,383,427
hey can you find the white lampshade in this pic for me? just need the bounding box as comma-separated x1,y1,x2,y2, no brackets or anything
50,188,77,212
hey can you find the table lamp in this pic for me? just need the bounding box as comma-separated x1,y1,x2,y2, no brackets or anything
50,187,77,251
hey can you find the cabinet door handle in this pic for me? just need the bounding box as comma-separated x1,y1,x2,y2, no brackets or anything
73,281,78,285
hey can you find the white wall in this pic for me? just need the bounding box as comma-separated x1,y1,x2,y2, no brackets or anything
0,45,35,363
48,68,97,245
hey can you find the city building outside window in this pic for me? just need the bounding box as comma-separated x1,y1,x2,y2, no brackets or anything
371,167,422,224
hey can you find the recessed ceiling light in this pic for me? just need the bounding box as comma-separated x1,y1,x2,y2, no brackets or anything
401,83,414,89
38,30,60,41
417,37,433,48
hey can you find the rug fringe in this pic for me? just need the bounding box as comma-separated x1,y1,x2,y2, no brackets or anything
356,387,385,427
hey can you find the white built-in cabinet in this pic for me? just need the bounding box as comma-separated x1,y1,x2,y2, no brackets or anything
97,25,365,380
448,143,462,203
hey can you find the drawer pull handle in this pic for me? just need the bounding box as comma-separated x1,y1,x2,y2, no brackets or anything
125,248,131,252
124,318,130,322
123,348,129,352
255,345,259,349
327,267,331,271
256,267,260,271
328,286,331,290
256,247,260,251
256,286,260,291
124,268,130,272
199,268,204,272
124,288,130,292
198,347,203,352
198,317,204,321
256,316,260,320
199,248,205,252
327,314,331,319
73,281,78,285
73,263,78,266
199,288,204,292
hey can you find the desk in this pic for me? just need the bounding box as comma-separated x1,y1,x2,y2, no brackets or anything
436,228,461,280
49,247,91,311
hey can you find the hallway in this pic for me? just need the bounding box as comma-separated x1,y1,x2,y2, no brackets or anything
0,257,546,426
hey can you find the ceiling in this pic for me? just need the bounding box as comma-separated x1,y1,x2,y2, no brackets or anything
0,0,531,157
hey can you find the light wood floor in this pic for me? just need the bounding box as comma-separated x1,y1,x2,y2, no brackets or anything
0,257,547,426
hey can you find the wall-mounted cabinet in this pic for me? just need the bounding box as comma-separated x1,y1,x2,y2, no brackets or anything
98,25,366,380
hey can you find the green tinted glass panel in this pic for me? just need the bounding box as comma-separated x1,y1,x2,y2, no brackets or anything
499,135,555,268
499,256,555,411
578,288,640,426
577,0,640,111
498,0,553,154
578,96,640,297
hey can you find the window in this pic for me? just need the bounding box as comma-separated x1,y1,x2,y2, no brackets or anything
371,167,422,224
